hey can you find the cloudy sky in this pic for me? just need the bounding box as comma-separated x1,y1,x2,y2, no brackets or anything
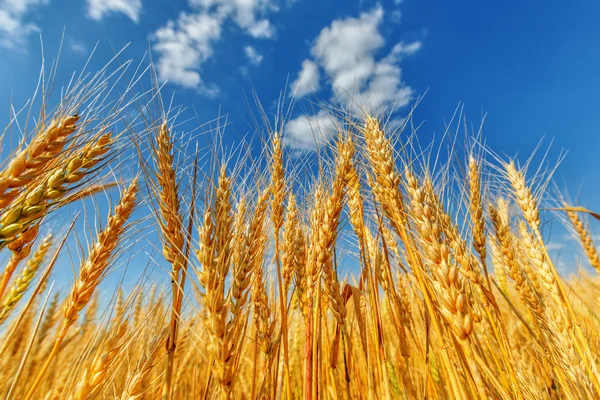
1,0,600,207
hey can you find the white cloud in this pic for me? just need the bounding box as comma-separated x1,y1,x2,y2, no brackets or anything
283,110,338,150
153,12,222,91
244,45,263,65
68,37,87,54
87,0,142,23
153,0,278,92
191,0,277,38
312,6,385,99
0,0,49,50
546,243,563,252
310,6,419,112
285,6,420,149
292,59,320,98
247,18,275,39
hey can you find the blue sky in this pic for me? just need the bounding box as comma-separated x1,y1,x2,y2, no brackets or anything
1,0,600,280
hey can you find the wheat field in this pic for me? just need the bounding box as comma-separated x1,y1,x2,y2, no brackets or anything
0,57,599,400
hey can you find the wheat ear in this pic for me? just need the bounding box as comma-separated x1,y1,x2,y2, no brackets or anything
72,323,128,399
566,205,600,272
24,178,137,400
196,165,236,398
0,234,52,324
121,333,165,400
0,115,80,208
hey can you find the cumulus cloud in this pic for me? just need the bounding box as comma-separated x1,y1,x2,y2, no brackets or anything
291,60,320,98
244,45,263,65
0,0,49,50
191,0,277,38
283,110,338,150
153,0,278,92
286,6,420,149
311,6,419,111
153,12,222,91
87,0,142,23
311,7,385,100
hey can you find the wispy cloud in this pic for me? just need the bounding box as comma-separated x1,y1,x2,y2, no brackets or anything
286,5,420,149
152,0,279,94
546,242,563,252
283,109,338,150
291,59,320,97
152,12,222,92
191,0,277,38
244,45,263,65
0,0,49,50
86,0,142,23
68,36,87,54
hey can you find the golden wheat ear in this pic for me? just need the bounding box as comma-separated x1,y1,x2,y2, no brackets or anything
24,178,138,400
0,114,80,209
0,132,113,256
0,234,52,324
121,332,166,400
565,204,600,272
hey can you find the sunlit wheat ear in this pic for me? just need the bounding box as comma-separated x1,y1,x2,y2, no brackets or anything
517,220,560,302
252,267,277,368
305,136,353,326
155,122,185,274
23,178,137,400
36,291,60,347
489,204,544,317
230,190,269,316
0,234,52,324
0,224,40,299
269,128,293,398
227,190,270,395
281,194,298,293
346,164,366,242
362,114,406,231
82,293,100,336
196,165,237,396
0,114,80,209
114,286,125,323
132,289,144,328
292,223,307,317
468,156,487,267
121,333,165,400
73,323,128,399
320,137,355,324
270,132,285,233
506,161,540,228
422,178,484,320
62,177,137,330
405,170,474,339
306,184,325,300
566,205,600,272
0,132,113,251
